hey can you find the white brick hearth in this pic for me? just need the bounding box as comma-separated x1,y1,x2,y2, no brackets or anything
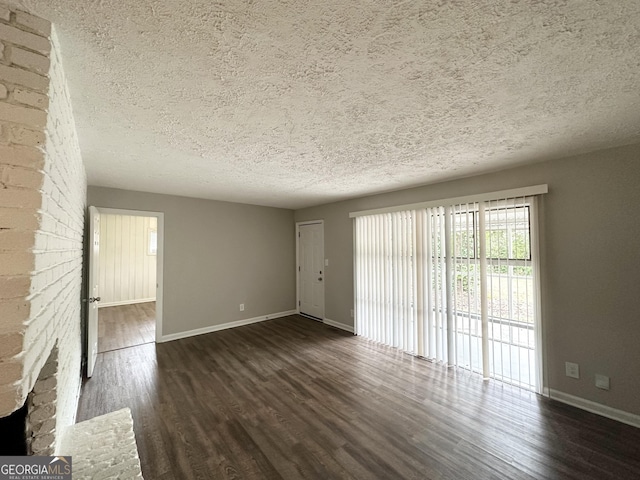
60,408,143,480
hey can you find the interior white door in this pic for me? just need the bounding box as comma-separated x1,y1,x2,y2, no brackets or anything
299,223,324,319
87,206,101,377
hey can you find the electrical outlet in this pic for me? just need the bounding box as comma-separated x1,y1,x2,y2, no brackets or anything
565,362,580,379
239,303,244,311
595,374,610,390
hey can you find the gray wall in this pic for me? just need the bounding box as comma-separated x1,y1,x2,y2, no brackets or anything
295,143,640,416
88,187,296,336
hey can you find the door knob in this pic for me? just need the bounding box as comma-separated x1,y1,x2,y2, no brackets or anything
88,297,101,303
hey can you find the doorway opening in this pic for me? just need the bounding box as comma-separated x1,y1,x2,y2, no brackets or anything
86,207,164,377
98,213,157,353
296,221,325,321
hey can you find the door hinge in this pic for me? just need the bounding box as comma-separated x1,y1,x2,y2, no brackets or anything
298,232,301,237
298,301,301,306
298,266,301,271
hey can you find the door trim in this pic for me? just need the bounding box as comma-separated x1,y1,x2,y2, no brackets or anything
87,206,100,377
296,220,324,320
92,207,165,343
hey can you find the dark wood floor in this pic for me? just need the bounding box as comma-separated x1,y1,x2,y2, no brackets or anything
98,302,156,353
77,315,640,480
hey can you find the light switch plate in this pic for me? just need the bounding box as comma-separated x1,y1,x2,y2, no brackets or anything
595,374,610,390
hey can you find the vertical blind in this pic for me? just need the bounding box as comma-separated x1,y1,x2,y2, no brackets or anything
354,195,541,390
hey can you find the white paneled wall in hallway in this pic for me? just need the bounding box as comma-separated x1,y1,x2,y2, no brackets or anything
99,214,157,307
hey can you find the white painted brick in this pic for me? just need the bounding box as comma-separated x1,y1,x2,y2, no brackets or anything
11,47,50,75
0,144,45,169
13,88,48,109
7,123,46,147
0,331,24,359
0,24,50,55
0,84,6,99
34,232,47,250
0,359,23,385
15,11,51,38
0,164,43,188
0,391,22,418
60,409,143,480
0,251,33,275
0,123,7,145
0,187,41,208
0,100,47,127
0,207,39,230
0,276,30,301
0,298,30,324
23,338,48,385
26,296,48,323
38,213,55,233
0,6,9,22
29,272,47,295
0,228,35,251
0,64,48,92
0,28,85,458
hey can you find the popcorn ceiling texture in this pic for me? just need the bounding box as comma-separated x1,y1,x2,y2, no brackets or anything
10,0,640,208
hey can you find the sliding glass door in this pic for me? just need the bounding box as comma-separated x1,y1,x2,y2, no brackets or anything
354,195,542,391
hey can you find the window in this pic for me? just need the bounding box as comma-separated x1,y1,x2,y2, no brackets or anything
148,229,157,255
354,193,542,391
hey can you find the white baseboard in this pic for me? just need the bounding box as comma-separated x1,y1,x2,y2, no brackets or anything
159,310,297,343
98,298,156,308
323,318,355,333
548,389,640,428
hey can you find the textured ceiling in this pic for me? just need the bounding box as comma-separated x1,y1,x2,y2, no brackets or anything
9,0,640,208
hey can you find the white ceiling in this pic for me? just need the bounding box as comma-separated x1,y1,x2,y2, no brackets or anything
11,0,640,209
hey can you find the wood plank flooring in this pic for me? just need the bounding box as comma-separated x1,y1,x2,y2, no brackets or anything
77,315,640,480
98,302,156,353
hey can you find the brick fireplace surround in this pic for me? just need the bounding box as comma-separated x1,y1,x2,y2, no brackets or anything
0,3,86,454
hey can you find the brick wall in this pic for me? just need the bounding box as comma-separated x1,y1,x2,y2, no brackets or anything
0,4,86,454
26,345,58,455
